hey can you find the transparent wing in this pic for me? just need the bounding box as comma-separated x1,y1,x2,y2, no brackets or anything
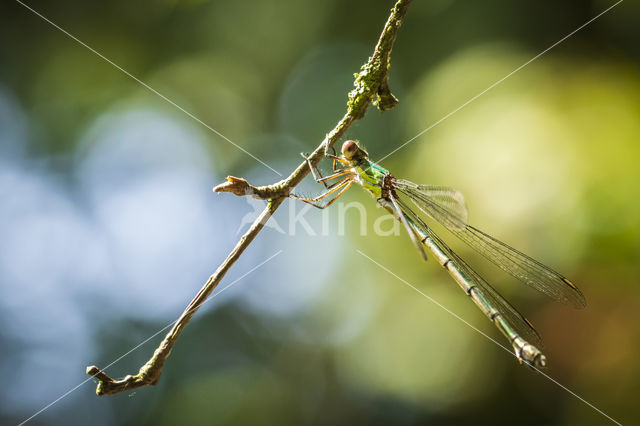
397,197,543,347
395,179,468,230
395,180,586,308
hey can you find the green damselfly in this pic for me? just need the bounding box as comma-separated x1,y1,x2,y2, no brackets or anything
292,140,586,368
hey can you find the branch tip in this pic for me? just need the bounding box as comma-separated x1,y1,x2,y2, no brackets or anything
213,176,289,200
213,176,255,197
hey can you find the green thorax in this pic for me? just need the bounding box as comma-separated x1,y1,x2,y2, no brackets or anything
352,159,389,199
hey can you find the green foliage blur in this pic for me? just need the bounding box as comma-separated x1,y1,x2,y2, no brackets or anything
1,0,639,425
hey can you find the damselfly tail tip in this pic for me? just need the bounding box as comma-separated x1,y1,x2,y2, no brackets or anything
520,353,547,370
514,338,547,369
536,354,547,368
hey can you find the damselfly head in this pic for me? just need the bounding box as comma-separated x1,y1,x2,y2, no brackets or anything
341,140,368,161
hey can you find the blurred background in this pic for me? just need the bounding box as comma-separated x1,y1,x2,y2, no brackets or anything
1,0,639,424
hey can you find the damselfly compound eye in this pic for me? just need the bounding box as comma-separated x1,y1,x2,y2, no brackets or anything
342,140,357,157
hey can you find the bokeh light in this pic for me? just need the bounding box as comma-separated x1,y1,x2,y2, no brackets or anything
1,0,638,424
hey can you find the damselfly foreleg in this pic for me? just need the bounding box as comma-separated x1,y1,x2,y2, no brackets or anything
291,177,355,209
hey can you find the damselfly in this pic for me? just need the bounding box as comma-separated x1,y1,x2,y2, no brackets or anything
292,140,586,368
